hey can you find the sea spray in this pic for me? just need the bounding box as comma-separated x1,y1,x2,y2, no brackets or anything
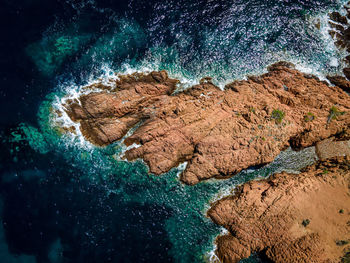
11,88,322,262
10,0,350,262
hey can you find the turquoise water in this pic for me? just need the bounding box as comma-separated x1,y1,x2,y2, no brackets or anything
9,91,317,262
2,0,349,262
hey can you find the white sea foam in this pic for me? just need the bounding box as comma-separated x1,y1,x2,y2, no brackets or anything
220,227,229,235
208,185,236,205
49,0,349,157
51,94,92,150
121,60,198,91
315,8,350,73
175,162,188,178
205,243,220,263
204,227,230,262
49,65,116,149
117,142,142,161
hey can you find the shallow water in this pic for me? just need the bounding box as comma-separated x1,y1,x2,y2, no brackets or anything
0,0,348,262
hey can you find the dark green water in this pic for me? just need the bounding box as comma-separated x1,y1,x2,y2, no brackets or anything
0,0,348,262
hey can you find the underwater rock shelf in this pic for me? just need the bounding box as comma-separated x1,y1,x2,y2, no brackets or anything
327,4,350,93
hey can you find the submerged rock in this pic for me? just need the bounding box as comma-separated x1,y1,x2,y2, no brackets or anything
61,62,350,185
328,8,350,82
207,157,350,263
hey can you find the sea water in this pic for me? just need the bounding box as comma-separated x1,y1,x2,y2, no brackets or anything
0,0,348,262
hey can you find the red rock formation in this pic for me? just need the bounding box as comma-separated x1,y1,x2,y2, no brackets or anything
62,62,350,185
65,71,179,146
316,138,350,160
327,75,350,94
207,157,350,263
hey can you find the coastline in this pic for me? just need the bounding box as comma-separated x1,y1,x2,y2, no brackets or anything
9,3,350,262
56,62,350,185
3,0,350,262
205,4,350,261
48,63,348,261
207,156,350,262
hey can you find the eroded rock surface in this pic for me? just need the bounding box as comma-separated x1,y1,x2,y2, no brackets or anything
316,138,350,160
207,157,350,263
62,62,350,185
327,75,350,94
65,71,179,146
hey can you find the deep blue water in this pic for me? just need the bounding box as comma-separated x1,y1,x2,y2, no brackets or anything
0,0,347,262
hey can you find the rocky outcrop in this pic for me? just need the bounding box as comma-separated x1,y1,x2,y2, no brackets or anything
207,157,350,263
316,138,350,160
61,62,350,185
327,4,350,90
64,71,179,146
327,10,349,53
327,75,350,94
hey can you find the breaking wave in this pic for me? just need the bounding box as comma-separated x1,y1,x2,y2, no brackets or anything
9,0,350,262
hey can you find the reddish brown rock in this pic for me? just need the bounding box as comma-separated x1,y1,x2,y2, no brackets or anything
64,71,179,146
328,10,350,53
329,11,348,25
62,63,350,185
316,138,350,160
344,68,350,81
207,157,350,263
327,75,350,93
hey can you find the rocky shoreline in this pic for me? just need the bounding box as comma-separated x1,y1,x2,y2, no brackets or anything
54,57,350,262
200,5,350,262
61,62,350,185
207,157,350,263
51,8,350,261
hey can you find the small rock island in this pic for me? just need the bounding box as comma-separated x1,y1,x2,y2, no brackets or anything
55,59,350,262
53,54,350,261
62,62,350,185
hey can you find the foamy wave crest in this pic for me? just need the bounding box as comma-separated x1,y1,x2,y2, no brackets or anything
49,60,201,152
51,94,91,149
50,64,121,149
204,239,222,263
176,162,188,178
120,53,199,90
